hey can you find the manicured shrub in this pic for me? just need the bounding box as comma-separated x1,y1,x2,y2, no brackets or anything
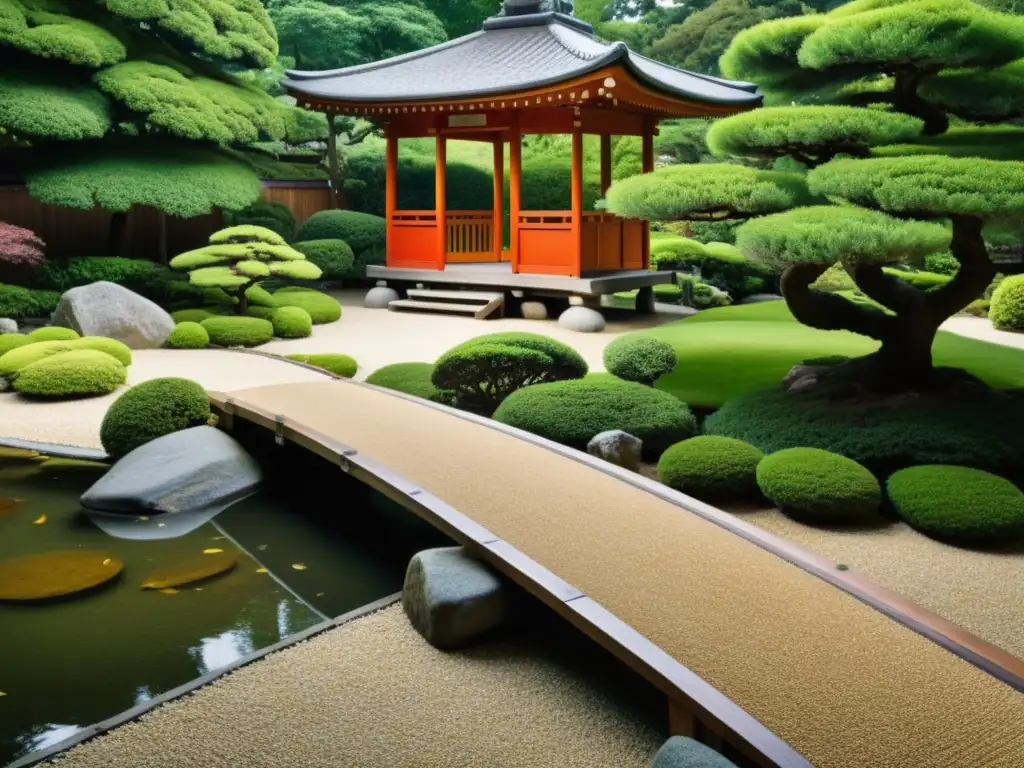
76,337,133,366
811,263,856,292
990,274,1024,332
13,350,126,398
964,298,990,317
294,210,386,255
653,283,683,303
651,236,771,299
271,306,312,338
887,465,1024,547
603,336,677,386
678,275,731,309
433,332,588,415
705,385,1024,482
27,327,80,342
245,306,276,320
293,239,355,281
100,377,211,459
224,200,297,242
171,308,219,324
924,252,959,275
493,378,698,458
271,287,341,324
366,362,439,400
756,447,882,524
200,316,274,347
0,333,31,356
0,337,131,376
166,322,209,349
658,436,764,502
0,284,60,319
286,353,358,378
883,267,952,291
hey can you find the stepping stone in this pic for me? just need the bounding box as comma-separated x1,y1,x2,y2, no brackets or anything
587,430,642,472
651,736,739,768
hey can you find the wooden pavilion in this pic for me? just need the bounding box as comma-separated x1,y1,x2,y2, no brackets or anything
284,0,761,314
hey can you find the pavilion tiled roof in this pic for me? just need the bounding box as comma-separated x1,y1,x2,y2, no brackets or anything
283,12,760,107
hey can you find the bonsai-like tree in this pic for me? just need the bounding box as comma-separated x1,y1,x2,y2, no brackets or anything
170,226,321,314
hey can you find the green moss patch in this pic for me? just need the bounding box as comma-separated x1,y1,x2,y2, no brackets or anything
271,306,313,339
200,316,274,348
166,322,209,349
365,362,439,400
658,436,764,502
13,350,126,398
286,353,358,378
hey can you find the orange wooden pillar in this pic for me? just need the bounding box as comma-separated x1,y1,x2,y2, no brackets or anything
571,127,584,278
492,138,504,262
641,117,655,270
385,131,398,267
599,134,612,196
509,121,522,273
435,133,447,269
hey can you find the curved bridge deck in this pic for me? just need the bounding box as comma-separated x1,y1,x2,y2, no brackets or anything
211,379,1024,768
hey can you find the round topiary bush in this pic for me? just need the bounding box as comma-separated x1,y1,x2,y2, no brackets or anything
100,377,211,459
286,353,358,378
294,210,386,254
271,306,313,339
366,362,439,400
756,447,882,524
0,333,31,357
272,287,341,324
0,336,130,376
27,327,80,342
603,336,678,386
493,378,697,458
990,274,1024,332
171,308,220,324
886,465,1024,547
13,350,126,398
293,240,356,281
658,436,764,502
166,322,209,349
200,316,274,347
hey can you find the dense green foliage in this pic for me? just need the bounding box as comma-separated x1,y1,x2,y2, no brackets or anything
165,321,210,349
432,332,589,415
657,436,764,502
271,306,312,338
0,284,60,319
27,327,79,342
100,377,212,459
989,274,1024,331
366,362,440,401
293,239,355,281
12,349,126,398
200,315,274,347
286,353,358,378
268,286,341,324
294,210,387,256
756,447,883,524
224,199,297,242
493,378,698,458
886,465,1024,546
650,236,771,299
0,67,112,142
602,336,677,386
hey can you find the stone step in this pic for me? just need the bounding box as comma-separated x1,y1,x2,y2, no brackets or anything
388,299,483,315
406,289,504,303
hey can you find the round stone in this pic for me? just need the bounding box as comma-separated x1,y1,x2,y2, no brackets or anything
364,286,400,309
0,318,18,334
558,305,605,333
520,301,548,320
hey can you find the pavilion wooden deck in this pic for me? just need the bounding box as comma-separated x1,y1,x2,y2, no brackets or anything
210,379,1024,768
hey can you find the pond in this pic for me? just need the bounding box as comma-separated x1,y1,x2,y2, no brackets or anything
0,445,444,766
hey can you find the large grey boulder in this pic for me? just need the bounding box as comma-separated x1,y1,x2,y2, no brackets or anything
402,547,510,649
587,430,642,472
364,286,400,308
81,426,262,515
520,301,548,320
0,318,18,334
558,305,605,333
52,281,174,349
651,736,738,768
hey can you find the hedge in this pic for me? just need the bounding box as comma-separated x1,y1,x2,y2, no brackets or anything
0,284,61,319
658,436,764,502
271,306,313,338
990,274,1024,332
756,447,882,524
270,287,341,324
650,236,771,300
0,337,132,377
286,353,358,378
603,336,677,386
294,210,386,255
165,321,210,349
27,327,80,342
13,350,126,398
100,377,211,459
886,465,1024,547
493,378,698,458
171,308,220,324
293,239,355,281
200,316,274,347
365,362,439,400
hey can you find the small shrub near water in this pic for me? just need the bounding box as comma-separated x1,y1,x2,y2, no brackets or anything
100,377,211,459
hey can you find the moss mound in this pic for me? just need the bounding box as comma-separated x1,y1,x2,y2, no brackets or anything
171,307,220,324
166,321,210,349
286,353,358,378
272,306,313,339
294,210,386,254
27,327,80,342
658,436,764,502
293,239,356,281
0,337,132,376
366,362,439,401
887,465,1024,547
272,287,341,324
756,447,882,524
13,350,126,398
990,274,1024,332
200,316,274,347
493,378,697,458
100,377,211,459
0,333,32,357
0,550,123,601
603,336,677,386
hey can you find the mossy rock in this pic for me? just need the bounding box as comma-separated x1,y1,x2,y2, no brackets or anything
140,551,238,589
27,327,80,342
272,287,341,324
272,306,313,339
166,321,209,349
0,550,123,601
200,316,274,348
13,350,127,398
100,377,211,459
0,336,132,376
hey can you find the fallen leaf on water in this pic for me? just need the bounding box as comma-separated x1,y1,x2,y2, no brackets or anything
203,548,224,555
157,522,166,528
102,558,112,566
159,588,179,595
255,568,267,574
32,515,46,525
212,536,224,540
0,690,6,697
257,545,267,551
291,563,307,571
316,592,325,597
194,587,203,592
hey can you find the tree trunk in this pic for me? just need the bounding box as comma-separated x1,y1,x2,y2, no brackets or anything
108,211,131,256
325,113,346,210
236,288,249,316
892,70,949,136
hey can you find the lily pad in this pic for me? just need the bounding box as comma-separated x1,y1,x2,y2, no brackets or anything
141,551,237,590
0,550,123,601
37,458,110,474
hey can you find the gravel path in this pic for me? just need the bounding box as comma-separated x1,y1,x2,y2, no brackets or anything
46,604,660,768
941,315,1024,349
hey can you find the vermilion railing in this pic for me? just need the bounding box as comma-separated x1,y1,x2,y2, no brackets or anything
446,210,494,260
